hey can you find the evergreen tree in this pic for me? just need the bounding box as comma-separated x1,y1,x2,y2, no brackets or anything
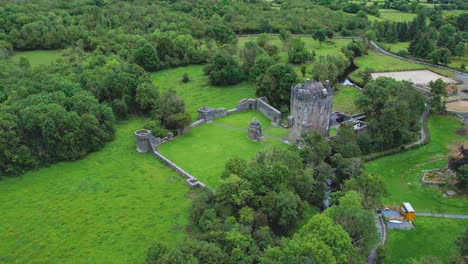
134,42,160,72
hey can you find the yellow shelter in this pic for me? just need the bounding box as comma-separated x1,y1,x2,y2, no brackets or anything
399,202,415,221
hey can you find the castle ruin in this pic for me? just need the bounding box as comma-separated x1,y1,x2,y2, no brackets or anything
288,79,333,143
248,118,262,141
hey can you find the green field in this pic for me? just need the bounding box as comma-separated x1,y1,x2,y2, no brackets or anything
11,50,64,67
332,85,360,114
158,111,289,188
379,41,468,70
381,42,410,54
386,217,467,263
151,65,256,119
378,9,418,22
351,50,453,85
365,115,467,214
0,119,194,264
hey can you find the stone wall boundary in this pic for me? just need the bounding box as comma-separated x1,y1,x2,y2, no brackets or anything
146,136,207,189
135,97,282,190
257,98,282,125
196,97,282,125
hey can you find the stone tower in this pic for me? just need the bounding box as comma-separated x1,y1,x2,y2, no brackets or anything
288,79,333,143
248,118,262,141
135,129,152,153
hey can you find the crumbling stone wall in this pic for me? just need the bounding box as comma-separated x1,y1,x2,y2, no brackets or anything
136,130,207,189
257,98,282,125
197,106,228,121
197,98,281,125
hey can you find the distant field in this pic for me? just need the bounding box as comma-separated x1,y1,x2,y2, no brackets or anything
158,111,288,188
365,115,467,214
11,50,64,67
151,65,256,120
442,10,466,18
386,217,467,263
379,41,468,70
378,9,417,22
332,85,360,114
381,42,410,53
0,118,194,263
351,50,453,85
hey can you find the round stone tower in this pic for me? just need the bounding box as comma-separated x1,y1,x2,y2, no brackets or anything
135,129,152,153
288,79,333,143
248,118,262,141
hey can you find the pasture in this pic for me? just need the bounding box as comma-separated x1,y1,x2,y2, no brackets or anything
11,50,64,67
158,111,289,188
378,9,417,22
364,115,467,214
332,85,360,114
151,65,256,120
379,41,468,70
386,217,466,263
0,118,194,264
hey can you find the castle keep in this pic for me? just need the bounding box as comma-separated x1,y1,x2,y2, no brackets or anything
288,79,333,143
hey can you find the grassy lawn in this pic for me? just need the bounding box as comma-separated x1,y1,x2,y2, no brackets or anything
364,115,467,214
0,118,194,264
151,65,256,119
11,50,64,67
378,9,418,22
158,111,288,188
386,217,467,263
332,85,360,114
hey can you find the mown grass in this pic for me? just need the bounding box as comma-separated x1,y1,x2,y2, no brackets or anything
378,9,418,22
158,111,288,188
332,85,360,114
11,50,64,67
386,217,467,263
151,65,256,119
364,115,467,214
0,118,194,264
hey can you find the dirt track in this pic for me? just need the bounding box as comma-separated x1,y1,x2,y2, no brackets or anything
371,70,457,85
446,101,468,112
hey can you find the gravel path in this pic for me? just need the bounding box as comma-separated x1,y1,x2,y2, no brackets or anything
417,213,468,219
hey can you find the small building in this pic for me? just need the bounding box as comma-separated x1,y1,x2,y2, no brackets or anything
399,202,416,221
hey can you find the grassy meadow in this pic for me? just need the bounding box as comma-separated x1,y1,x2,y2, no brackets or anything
364,115,467,214
332,85,360,114
0,118,195,264
158,111,289,188
386,217,467,263
378,9,418,22
151,65,256,119
379,41,468,70
11,50,64,67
